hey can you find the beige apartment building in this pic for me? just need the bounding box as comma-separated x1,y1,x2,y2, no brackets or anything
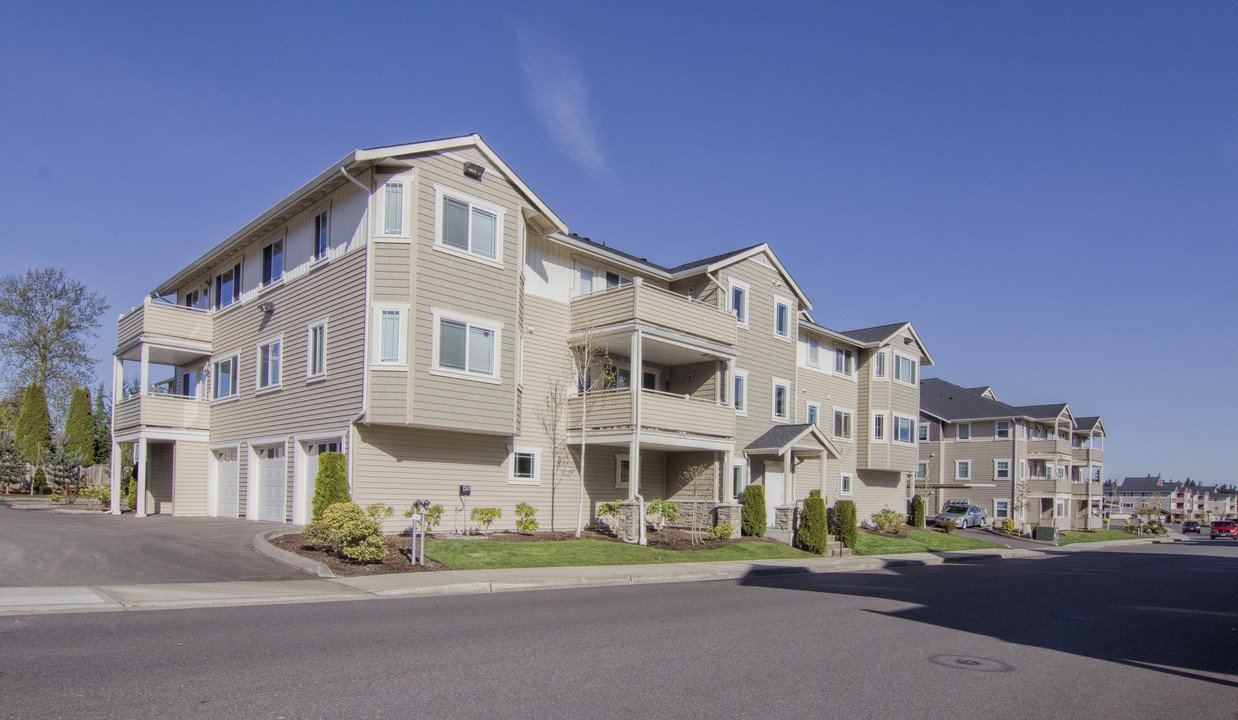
109,135,931,539
917,379,1106,530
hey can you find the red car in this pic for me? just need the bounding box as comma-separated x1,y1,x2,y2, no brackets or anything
1210,520,1237,539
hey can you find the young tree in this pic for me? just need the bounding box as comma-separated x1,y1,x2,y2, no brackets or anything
92,382,111,465
0,432,26,493
0,268,110,423
311,451,351,520
63,387,94,466
42,445,84,503
538,376,571,532
568,331,615,537
14,385,52,471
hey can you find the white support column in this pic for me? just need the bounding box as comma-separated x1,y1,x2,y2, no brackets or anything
110,354,123,515
109,440,122,514
629,326,643,502
135,436,148,517
820,451,828,499
785,450,795,505
139,344,150,397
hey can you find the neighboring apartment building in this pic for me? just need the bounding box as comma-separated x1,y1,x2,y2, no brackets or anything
1110,476,1237,521
917,379,1106,530
108,134,932,538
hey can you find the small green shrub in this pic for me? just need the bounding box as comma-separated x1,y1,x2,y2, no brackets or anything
470,506,501,531
311,452,350,521
706,522,733,540
741,485,766,537
404,503,444,531
81,485,110,507
646,498,680,531
939,519,956,534
809,489,821,499
515,502,539,533
32,466,47,494
365,503,393,523
1000,518,1016,533
302,502,388,564
909,495,925,527
125,475,136,510
796,497,828,554
48,493,61,503
871,508,906,534
832,500,857,549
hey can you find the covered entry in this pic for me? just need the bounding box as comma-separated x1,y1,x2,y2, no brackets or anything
744,424,839,527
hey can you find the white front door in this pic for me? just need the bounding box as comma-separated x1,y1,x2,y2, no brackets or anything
214,448,239,518
298,441,340,524
256,445,286,522
764,461,784,527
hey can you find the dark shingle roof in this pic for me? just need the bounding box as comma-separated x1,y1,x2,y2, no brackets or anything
836,322,909,345
965,386,993,397
920,378,1018,422
1074,416,1102,431
1012,403,1068,419
666,244,765,273
567,233,669,271
563,236,765,277
1118,475,1179,493
745,424,817,452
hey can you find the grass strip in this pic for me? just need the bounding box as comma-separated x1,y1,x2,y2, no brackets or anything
854,529,1005,556
1057,529,1151,545
425,538,816,570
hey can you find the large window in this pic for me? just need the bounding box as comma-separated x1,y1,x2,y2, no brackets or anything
434,310,500,379
773,297,792,339
212,355,239,399
256,337,281,391
956,460,971,481
995,460,1010,479
729,280,749,326
895,415,915,444
894,354,918,385
833,409,853,440
314,210,330,259
772,379,789,421
307,320,327,378
733,369,748,415
215,263,241,309
372,304,407,366
438,186,504,261
835,348,854,377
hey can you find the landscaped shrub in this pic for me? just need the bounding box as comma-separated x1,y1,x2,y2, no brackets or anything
741,485,766,537
63,388,95,465
796,496,828,554
1000,518,1016,533
15,385,52,466
809,489,821,499
302,502,387,564
870,508,906,534
125,474,136,509
706,522,733,540
470,506,501,532
645,498,680,531
939,519,956,534
909,495,925,527
365,503,393,523
405,503,444,531
596,499,623,534
832,500,857,549
515,502,539,533
81,484,110,508
31,466,46,494
310,451,350,521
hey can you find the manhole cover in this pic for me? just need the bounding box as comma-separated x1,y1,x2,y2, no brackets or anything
929,655,1015,673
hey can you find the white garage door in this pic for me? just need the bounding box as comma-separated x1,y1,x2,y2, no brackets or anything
214,448,239,518
256,445,286,522
300,441,341,523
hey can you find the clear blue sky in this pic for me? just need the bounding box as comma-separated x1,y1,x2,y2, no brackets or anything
2,1,1235,483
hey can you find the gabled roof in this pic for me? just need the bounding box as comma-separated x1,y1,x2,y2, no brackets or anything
1118,475,1179,494
1013,403,1073,426
836,321,934,367
966,386,997,400
744,423,839,458
1074,416,1105,436
919,378,1019,423
155,134,567,296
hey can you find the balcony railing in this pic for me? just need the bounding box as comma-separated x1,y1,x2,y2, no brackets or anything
113,393,210,434
117,299,213,349
570,279,737,347
568,388,735,440
1027,438,1072,457
1072,447,1103,464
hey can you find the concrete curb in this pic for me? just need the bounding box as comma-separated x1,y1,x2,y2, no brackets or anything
252,529,335,578
1055,537,1157,550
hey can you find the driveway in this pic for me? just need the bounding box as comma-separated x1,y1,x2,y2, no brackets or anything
953,525,1051,550
0,505,306,587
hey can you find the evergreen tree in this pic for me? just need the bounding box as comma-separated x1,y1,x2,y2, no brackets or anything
795,496,828,554
740,484,766,537
311,452,351,520
14,385,52,465
92,382,111,465
0,432,26,492
43,445,83,500
31,466,47,494
63,387,94,465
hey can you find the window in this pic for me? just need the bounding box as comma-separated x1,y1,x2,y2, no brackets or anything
733,369,748,415
307,321,327,378
1020,461,1028,479
918,423,930,441
807,402,820,427
215,263,241,309
996,421,1011,439
956,460,971,480
995,460,1010,479
894,354,917,385
957,423,971,440
262,239,283,286
806,338,820,366
182,289,201,309
773,297,792,339
372,304,407,366
872,412,886,441
834,348,854,377
437,186,504,261
576,267,594,296
772,379,789,421
433,310,501,379
916,462,928,480
256,337,281,391
873,351,887,379
615,453,630,488
840,473,853,495
509,447,540,485
605,271,630,288
833,409,853,440
995,500,1010,519
212,355,239,399
732,464,746,499
381,180,406,236
729,280,749,326
895,415,915,444
314,210,330,259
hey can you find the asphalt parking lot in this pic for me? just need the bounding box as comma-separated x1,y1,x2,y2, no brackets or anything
0,504,305,586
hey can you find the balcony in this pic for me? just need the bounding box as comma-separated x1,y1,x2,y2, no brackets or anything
570,278,736,349
568,388,735,441
1072,447,1103,464
117,299,213,350
113,393,210,434
1028,438,1071,457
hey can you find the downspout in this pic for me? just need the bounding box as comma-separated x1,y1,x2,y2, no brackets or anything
340,164,371,494
633,325,646,546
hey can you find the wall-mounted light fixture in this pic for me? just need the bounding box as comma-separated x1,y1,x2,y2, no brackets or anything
904,336,913,344
463,162,485,179
258,302,274,314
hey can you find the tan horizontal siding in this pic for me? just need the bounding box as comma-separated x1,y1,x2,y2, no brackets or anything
173,440,209,517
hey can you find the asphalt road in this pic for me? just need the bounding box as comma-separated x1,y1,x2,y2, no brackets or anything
2,540,1235,719
0,505,304,585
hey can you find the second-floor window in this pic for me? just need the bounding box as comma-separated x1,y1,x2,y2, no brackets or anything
957,423,971,440
373,304,407,366
996,421,1011,439
873,413,886,441
873,351,887,379
833,409,853,440
382,181,406,236
773,298,791,339
212,355,238,399
772,380,789,421
307,321,327,378
995,460,1010,479
895,415,915,444
835,348,854,377
918,423,930,441
895,354,917,385
807,402,819,426
956,460,971,480
314,210,330,259
438,188,505,262
257,338,281,391
215,263,241,309
916,462,927,480
262,239,283,286
435,312,499,378
807,338,820,366
733,369,748,415
730,280,749,326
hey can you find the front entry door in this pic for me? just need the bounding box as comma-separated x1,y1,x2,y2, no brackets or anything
764,461,784,526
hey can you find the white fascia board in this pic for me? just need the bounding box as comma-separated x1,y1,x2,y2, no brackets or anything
690,244,812,311
547,233,671,279
800,321,863,348
901,323,935,367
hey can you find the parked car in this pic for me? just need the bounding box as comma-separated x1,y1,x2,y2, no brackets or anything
931,504,987,529
1181,520,1201,534
1210,520,1237,540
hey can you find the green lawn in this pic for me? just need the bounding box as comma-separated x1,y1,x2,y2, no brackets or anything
1057,529,1148,545
425,537,816,570
853,529,1006,556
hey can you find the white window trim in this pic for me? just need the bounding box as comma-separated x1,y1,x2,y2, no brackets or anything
575,262,597,298
893,414,916,445
731,463,747,501
733,368,749,416
312,203,334,260
994,459,1011,480
254,334,284,394
729,279,750,328
834,346,856,379
872,350,888,380
376,173,413,240
994,499,1010,519
840,472,853,496
957,422,972,441
772,295,794,341
371,302,409,369
615,452,630,489
916,462,928,480
261,234,286,289
995,420,1011,439
771,377,791,422
918,422,930,441
803,336,822,369
893,352,918,386
872,411,887,442
806,401,821,427
956,460,972,481
306,318,328,382
430,307,503,383
508,446,541,486
433,183,506,267
211,352,241,402
832,406,854,442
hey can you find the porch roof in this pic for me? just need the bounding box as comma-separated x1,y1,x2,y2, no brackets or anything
744,423,839,458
